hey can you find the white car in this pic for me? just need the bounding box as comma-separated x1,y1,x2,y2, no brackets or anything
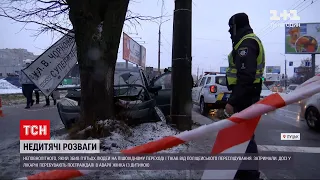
192,72,230,115
260,84,274,99
286,84,299,94
300,93,320,130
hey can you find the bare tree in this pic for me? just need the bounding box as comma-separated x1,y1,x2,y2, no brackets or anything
0,0,159,133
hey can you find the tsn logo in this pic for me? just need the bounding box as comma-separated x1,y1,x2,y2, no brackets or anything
20,120,50,140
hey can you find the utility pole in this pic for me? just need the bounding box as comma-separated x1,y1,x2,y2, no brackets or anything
281,53,287,89
285,58,287,89
196,66,199,82
311,54,316,76
171,0,192,131
157,20,170,73
157,1,169,73
158,28,161,73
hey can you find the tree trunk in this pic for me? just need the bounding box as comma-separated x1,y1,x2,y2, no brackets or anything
68,0,129,128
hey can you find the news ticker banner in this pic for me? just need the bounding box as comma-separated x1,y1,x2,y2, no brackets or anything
20,140,100,154
20,153,293,171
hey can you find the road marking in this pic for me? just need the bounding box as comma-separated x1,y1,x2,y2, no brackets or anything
277,108,299,114
266,113,305,128
260,171,268,180
258,145,320,153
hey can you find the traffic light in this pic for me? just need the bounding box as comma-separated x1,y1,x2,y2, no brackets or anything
282,74,285,79
261,77,265,81
289,61,293,66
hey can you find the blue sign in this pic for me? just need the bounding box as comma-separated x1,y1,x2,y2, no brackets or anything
289,61,293,66
220,67,227,73
305,61,311,67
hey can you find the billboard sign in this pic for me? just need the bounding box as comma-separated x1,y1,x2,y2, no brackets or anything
22,33,77,97
266,66,281,74
123,32,146,66
140,45,146,68
266,73,281,81
220,67,227,73
285,23,320,54
294,66,311,73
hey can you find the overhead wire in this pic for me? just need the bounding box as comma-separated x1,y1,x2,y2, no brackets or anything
257,0,306,36
260,0,318,38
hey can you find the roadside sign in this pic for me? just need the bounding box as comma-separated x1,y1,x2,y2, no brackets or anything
266,66,281,74
266,73,281,81
220,67,227,73
289,61,293,66
22,33,77,96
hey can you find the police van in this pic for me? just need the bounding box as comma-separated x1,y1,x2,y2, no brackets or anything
192,72,230,115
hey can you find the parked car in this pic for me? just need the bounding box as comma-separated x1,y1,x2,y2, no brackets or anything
260,83,274,99
300,93,320,130
286,84,299,94
57,67,164,129
192,72,230,115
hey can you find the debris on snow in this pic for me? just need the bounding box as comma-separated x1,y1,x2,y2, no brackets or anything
77,120,191,180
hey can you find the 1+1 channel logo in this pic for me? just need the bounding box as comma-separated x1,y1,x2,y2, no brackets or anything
270,10,301,28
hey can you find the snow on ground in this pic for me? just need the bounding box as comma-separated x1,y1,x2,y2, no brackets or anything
0,79,19,89
58,84,80,88
2,118,196,179
75,120,191,180
0,79,22,94
0,89,22,94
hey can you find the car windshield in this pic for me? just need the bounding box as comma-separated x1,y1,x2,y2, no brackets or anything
114,70,144,96
288,85,297,90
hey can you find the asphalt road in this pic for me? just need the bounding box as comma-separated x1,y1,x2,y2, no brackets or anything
197,103,320,180
256,104,320,179
1,102,320,179
0,103,63,151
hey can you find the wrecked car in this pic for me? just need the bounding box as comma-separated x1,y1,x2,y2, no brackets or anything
57,67,165,129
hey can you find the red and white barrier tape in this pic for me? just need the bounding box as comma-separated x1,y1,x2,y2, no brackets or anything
16,75,320,180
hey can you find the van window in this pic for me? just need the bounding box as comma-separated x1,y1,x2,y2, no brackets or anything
206,77,211,84
215,76,226,86
199,77,206,86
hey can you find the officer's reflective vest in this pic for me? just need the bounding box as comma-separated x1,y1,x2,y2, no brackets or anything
226,33,265,85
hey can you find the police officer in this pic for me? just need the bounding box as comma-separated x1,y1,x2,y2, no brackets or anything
225,13,265,180
19,62,35,109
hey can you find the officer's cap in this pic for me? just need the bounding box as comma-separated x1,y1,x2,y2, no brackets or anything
228,13,250,28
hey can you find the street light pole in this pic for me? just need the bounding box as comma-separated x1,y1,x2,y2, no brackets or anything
280,53,287,89
157,19,170,73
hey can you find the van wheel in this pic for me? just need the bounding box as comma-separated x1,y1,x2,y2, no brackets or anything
200,97,208,115
305,106,320,131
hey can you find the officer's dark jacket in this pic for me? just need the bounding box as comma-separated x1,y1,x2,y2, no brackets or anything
227,26,262,110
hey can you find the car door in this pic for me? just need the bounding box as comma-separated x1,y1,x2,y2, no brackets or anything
192,77,207,104
152,73,172,116
215,75,229,93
